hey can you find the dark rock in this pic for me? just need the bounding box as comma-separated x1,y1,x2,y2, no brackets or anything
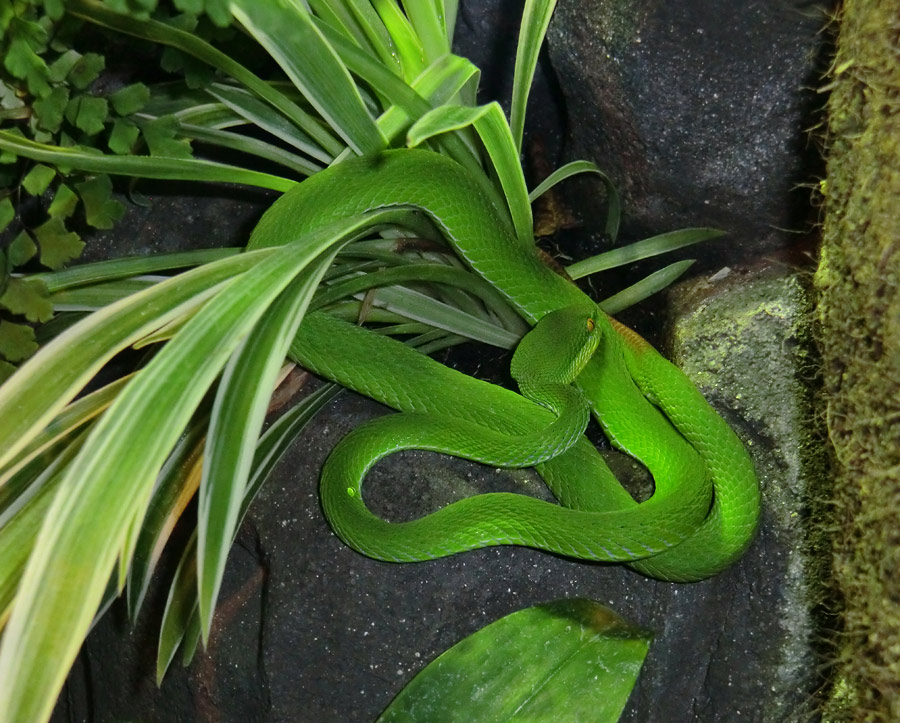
545,0,831,263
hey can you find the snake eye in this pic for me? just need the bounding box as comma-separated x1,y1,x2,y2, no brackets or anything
586,317,595,332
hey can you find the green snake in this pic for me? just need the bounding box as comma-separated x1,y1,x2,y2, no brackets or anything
248,149,760,582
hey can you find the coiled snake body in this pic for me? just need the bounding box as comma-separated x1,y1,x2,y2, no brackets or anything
249,150,760,582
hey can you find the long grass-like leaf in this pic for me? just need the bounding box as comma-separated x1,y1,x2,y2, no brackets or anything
528,159,621,244
0,251,268,470
179,123,322,177
127,419,207,622
50,277,163,311
156,531,199,684
407,102,533,246
307,0,379,56
0,375,132,488
509,0,557,153
567,228,724,280
443,0,460,46
157,382,341,680
598,259,696,314
359,284,520,348
0,131,296,192
0,433,86,629
232,0,386,156
206,83,333,164
33,249,241,293
401,1,449,62
378,55,480,149
345,0,405,77
0,211,410,722
371,0,424,80
241,383,342,514
197,251,339,641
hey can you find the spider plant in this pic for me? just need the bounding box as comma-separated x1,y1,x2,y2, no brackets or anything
0,1,719,719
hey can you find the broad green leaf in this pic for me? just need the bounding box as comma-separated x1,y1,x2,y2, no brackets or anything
0,278,54,323
0,361,14,385
43,0,66,20
108,118,141,154
408,102,532,246
599,259,696,315
32,86,69,133
22,164,56,196
0,320,38,362
140,114,193,158
64,95,109,135
0,197,14,233
174,0,204,15
8,230,37,267
67,0,344,157
47,49,82,84
380,599,651,722
231,0,387,156
75,175,125,229
108,82,150,115
510,0,557,153
567,228,724,280
34,217,84,270
4,32,51,98
0,130,296,192
47,183,79,219
67,52,105,89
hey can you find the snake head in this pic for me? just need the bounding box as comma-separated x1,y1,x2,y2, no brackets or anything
510,305,604,388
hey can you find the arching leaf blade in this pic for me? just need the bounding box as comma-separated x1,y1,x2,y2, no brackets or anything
407,102,532,246
529,159,621,244
0,131,296,192
510,0,558,153
231,0,387,156
197,251,339,642
567,228,724,280
599,259,696,315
